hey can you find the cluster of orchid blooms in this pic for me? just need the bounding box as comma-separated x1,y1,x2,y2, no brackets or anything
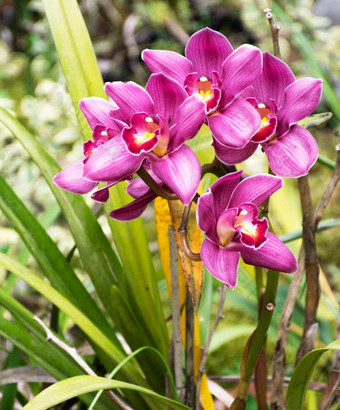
54,28,322,288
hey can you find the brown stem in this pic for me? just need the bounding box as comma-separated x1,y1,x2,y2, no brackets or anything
195,285,227,409
168,226,185,402
137,167,178,201
185,289,195,408
295,176,320,363
178,205,201,261
263,8,281,58
272,145,340,408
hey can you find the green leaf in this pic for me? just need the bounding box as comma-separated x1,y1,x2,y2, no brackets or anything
0,252,144,385
298,112,333,128
186,124,212,153
23,375,191,410
286,339,340,410
0,106,123,321
0,176,114,339
279,218,340,243
89,346,178,410
42,0,106,139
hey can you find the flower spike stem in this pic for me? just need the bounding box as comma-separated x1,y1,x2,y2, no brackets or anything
195,285,227,409
136,167,178,201
179,205,201,261
230,270,279,410
264,8,281,58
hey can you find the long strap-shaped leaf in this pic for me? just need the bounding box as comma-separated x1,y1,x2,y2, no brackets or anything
22,375,191,410
0,252,147,388
42,0,168,352
0,317,112,410
0,176,115,340
286,339,340,410
0,107,123,320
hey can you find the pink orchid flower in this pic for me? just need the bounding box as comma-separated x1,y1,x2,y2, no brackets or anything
54,74,206,206
197,170,297,288
213,52,323,177
143,27,263,148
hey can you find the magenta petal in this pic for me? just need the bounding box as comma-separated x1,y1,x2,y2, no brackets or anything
185,28,233,77
220,45,262,106
210,170,243,217
53,160,97,194
277,78,323,134
168,95,206,151
150,145,200,205
146,73,187,123
214,138,257,165
104,82,154,122
238,232,297,273
264,124,318,178
91,182,117,203
208,97,261,148
229,174,282,208
79,97,117,130
83,136,144,182
109,191,157,221
142,49,193,85
200,239,240,288
251,52,295,108
196,191,218,243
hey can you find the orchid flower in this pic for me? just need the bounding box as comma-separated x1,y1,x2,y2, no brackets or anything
54,74,206,206
142,27,263,148
197,170,297,288
214,52,323,177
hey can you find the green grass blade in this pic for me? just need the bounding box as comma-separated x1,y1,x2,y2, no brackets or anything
286,339,340,410
0,176,115,339
0,106,124,320
23,375,190,410
0,318,112,410
0,252,144,386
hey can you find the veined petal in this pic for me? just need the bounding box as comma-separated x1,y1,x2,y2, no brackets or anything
91,182,117,203
229,174,282,208
53,160,97,194
168,95,206,151
209,170,243,217
251,52,295,108
104,81,154,122
214,138,257,165
237,232,297,273
263,124,318,178
109,191,157,221
150,145,200,205
79,97,118,130
185,28,233,77
200,239,240,288
196,191,218,243
277,77,323,134
220,45,262,107
146,73,187,123
142,49,193,85
207,97,261,148
83,136,144,182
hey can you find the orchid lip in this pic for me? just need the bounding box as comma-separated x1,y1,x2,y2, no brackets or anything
184,73,221,113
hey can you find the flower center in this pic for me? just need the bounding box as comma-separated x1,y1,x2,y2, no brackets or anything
251,103,278,143
184,73,221,113
83,126,115,163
